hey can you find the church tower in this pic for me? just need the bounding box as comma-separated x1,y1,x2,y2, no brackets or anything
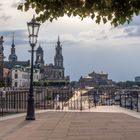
0,36,4,84
35,44,44,69
54,36,63,68
8,33,18,62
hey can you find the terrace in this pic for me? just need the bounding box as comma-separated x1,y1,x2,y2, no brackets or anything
0,87,140,140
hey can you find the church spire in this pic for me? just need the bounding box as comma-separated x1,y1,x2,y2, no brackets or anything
8,32,17,62
12,32,15,48
57,35,60,46
54,36,63,68
0,36,4,51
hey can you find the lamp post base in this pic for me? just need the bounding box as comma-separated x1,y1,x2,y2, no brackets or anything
26,117,35,120
26,97,35,120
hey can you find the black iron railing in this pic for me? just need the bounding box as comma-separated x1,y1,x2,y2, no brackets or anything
1,87,140,117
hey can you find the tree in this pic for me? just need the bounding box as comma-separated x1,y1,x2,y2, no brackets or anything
70,81,77,87
18,0,140,26
33,81,42,86
116,81,140,88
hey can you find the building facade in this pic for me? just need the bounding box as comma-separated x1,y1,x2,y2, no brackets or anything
12,65,41,88
38,36,69,83
1,34,69,87
3,68,11,87
0,36,4,85
78,71,114,88
10,36,69,88
135,76,140,82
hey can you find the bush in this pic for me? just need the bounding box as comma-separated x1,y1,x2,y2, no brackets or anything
45,96,52,101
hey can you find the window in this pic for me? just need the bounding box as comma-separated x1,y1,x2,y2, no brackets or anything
37,55,41,60
15,82,18,87
59,72,61,78
15,73,18,79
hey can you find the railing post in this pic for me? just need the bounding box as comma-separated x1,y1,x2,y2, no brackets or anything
120,94,122,107
14,91,16,112
52,92,55,109
2,90,6,116
43,90,46,109
130,95,133,110
137,92,139,112
88,91,90,110
71,90,72,109
74,92,76,110
80,90,82,111
125,94,127,108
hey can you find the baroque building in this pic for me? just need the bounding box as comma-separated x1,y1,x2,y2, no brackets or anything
41,36,69,83
78,71,114,88
1,34,69,87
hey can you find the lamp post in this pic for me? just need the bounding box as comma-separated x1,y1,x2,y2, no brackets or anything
26,15,40,120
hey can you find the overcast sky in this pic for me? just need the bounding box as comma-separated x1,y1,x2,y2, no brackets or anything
1,0,140,82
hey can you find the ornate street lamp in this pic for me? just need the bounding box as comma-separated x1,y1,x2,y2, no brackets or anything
26,15,40,120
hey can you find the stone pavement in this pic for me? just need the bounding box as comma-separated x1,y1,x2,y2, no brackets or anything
0,107,140,140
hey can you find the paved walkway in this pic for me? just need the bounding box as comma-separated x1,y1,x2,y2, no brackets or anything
0,106,140,140
89,106,140,119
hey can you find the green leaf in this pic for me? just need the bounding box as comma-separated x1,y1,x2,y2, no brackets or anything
17,0,140,26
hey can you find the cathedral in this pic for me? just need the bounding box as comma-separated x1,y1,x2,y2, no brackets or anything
35,36,69,83
0,34,69,86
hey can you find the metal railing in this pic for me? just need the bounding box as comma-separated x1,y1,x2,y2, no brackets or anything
0,87,72,116
1,87,140,117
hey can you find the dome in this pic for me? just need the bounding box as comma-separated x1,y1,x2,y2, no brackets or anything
14,65,23,69
8,54,17,62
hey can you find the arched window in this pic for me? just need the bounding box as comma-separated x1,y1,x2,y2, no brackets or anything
59,72,61,78
38,55,41,60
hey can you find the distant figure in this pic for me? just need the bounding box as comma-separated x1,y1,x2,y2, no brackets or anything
56,105,60,110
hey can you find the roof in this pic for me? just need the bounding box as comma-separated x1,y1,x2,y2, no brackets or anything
84,76,92,79
36,45,43,53
4,60,30,69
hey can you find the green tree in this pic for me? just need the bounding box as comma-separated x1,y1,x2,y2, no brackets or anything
45,96,52,101
33,81,42,86
18,0,140,26
117,81,140,88
70,81,77,87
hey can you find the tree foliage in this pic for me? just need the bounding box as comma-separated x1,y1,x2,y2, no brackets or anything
117,81,140,88
18,0,140,26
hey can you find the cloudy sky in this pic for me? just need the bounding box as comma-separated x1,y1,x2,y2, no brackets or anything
1,0,140,82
